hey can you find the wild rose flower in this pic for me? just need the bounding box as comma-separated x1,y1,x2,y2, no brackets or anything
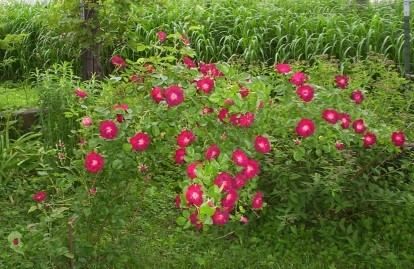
187,161,202,179
339,113,351,129
177,130,195,147
74,89,87,99
290,72,308,86
199,62,223,77
275,63,291,74
234,173,248,189
322,109,340,124
254,135,271,153
114,104,129,123
296,118,315,137
218,108,229,122
174,148,186,164
164,86,184,107
143,63,155,74
212,208,229,226
131,74,144,83
240,216,248,223
363,132,377,147
335,142,345,150
239,112,255,127
238,84,250,98
232,149,248,166
205,144,220,160
189,210,203,230
99,120,118,140
391,131,405,147
130,133,150,151
214,172,234,193
202,106,214,115
221,189,238,211
183,56,197,68
151,87,164,104
82,117,92,127
252,192,264,210
351,90,364,104
335,75,349,89
196,77,215,94
33,191,47,202
185,184,203,206
157,31,166,42
89,188,97,196
352,119,366,134
111,55,126,69
229,114,239,126
243,159,260,179
225,99,234,105
296,85,314,102
85,152,104,173
12,238,19,246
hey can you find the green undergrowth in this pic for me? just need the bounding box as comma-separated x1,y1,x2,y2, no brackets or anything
0,82,38,111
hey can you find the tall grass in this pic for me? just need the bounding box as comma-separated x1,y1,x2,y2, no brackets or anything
0,0,412,81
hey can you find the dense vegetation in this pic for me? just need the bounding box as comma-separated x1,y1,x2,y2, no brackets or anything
1,0,413,268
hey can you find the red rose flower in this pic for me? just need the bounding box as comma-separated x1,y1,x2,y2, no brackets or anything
111,55,126,69
254,135,271,153
229,114,239,126
174,148,186,164
189,210,203,230
74,89,87,98
275,63,291,74
351,90,364,104
232,149,248,166
218,108,229,122
296,118,315,137
212,208,229,226
175,194,182,209
187,161,202,179
33,191,47,202
225,99,234,105
12,238,19,246
157,31,166,42
85,152,104,173
185,184,203,206
238,84,250,98
322,109,340,124
296,85,314,102
205,144,220,160
252,192,264,210
202,106,214,115
130,132,150,151
352,119,366,134
99,120,118,140
196,77,215,94
114,104,129,123
177,130,195,147
199,62,224,77
239,112,255,127
151,87,165,104
335,142,345,150
334,75,349,89
164,86,184,107
391,131,405,147
290,72,308,86
214,172,234,193
363,132,377,148
183,56,197,68
243,159,260,179
339,113,351,129
221,189,238,211
234,173,248,189
143,63,155,74
82,117,92,127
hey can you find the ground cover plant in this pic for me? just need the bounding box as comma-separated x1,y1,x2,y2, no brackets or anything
1,26,413,268
0,0,413,81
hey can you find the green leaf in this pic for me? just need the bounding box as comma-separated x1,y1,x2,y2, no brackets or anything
151,125,160,136
28,205,37,213
112,159,123,170
293,150,303,161
199,204,215,216
122,143,132,152
176,216,187,226
208,92,221,104
64,252,74,259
